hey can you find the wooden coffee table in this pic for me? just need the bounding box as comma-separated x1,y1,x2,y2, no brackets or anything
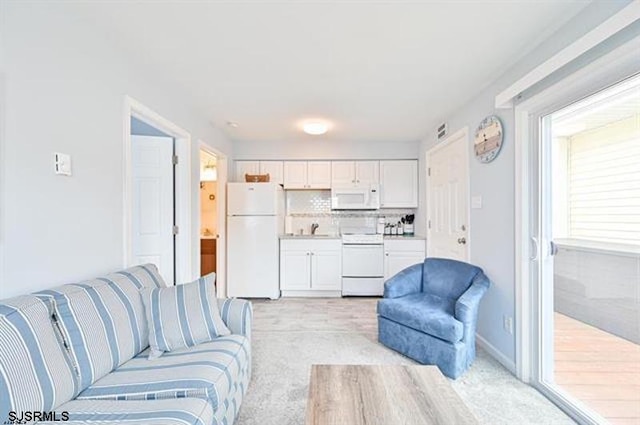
305,365,478,425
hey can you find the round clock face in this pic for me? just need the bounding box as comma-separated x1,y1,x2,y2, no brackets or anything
474,115,504,163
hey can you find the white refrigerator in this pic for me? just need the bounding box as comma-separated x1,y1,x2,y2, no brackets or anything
227,182,284,299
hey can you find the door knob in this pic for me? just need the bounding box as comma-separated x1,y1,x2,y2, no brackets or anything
457,237,467,245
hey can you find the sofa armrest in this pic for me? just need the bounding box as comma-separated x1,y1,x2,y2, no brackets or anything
454,272,490,325
383,263,423,299
217,298,253,340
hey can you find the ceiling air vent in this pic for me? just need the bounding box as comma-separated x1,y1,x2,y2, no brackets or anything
437,122,448,140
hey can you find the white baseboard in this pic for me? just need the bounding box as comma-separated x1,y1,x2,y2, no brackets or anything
280,290,342,298
476,333,516,375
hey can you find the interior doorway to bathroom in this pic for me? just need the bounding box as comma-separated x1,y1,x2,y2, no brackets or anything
200,149,218,277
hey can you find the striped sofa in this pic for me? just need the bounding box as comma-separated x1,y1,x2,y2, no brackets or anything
0,264,252,425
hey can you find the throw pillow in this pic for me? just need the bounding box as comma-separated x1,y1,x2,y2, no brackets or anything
141,273,230,359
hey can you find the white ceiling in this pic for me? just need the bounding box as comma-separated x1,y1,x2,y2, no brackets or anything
72,1,591,144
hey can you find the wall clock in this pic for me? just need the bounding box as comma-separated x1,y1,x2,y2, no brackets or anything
474,115,503,163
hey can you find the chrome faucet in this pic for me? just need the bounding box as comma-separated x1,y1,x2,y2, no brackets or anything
311,223,319,235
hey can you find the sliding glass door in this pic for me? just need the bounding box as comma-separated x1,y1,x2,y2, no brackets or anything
531,74,640,425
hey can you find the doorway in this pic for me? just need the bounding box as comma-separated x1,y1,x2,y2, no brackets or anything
533,74,640,425
124,96,193,286
426,128,470,261
199,149,218,277
199,143,228,298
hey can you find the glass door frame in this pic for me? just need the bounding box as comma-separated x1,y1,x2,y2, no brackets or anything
514,36,640,425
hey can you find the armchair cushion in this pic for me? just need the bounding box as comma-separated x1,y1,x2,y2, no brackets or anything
377,292,464,343
455,272,491,325
423,258,482,300
383,263,423,298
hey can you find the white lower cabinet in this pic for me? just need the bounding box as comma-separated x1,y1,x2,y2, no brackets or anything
280,239,342,296
383,239,426,281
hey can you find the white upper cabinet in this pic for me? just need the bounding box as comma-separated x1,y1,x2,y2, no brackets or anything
284,161,331,189
283,161,308,189
355,161,379,185
235,161,284,184
379,160,418,208
331,161,379,186
234,161,259,182
331,161,355,186
307,161,331,189
259,161,284,185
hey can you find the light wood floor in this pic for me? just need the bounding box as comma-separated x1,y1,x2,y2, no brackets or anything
554,313,640,425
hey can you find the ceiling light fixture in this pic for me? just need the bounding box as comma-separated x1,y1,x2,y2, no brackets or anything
303,121,329,135
226,121,239,128
201,161,217,182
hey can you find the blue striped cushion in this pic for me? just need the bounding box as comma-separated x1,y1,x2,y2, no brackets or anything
141,274,230,359
43,398,215,425
77,335,249,413
36,264,166,391
0,295,77,421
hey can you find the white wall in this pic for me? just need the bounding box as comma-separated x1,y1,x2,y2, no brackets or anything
233,139,419,161
417,1,638,368
0,2,233,298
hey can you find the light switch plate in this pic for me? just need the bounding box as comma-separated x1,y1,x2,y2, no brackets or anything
54,152,72,176
471,195,482,209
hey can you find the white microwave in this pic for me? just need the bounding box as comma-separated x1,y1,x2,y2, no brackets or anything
331,184,380,210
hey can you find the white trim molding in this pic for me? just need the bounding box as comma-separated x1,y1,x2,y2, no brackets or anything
514,34,640,384
476,333,516,375
496,1,640,108
123,96,193,285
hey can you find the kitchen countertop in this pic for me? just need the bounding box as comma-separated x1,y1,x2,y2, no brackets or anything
280,234,425,240
280,234,341,240
384,235,426,240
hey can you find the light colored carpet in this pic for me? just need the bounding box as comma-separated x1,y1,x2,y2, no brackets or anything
236,298,575,425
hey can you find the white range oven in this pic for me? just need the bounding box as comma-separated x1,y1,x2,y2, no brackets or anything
341,230,384,296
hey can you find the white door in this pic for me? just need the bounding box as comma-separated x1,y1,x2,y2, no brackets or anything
307,161,332,189
379,160,418,208
235,161,259,182
283,161,308,189
259,161,284,185
331,161,356,186
355,161,380,185
227,215,279,298
311,250,342,290
131,135,174,284
280,250,311,290
427,131,469,261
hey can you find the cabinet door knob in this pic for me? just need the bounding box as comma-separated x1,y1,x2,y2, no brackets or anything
385,253,389,256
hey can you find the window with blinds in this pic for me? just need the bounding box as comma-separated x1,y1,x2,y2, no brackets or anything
567,114,640,246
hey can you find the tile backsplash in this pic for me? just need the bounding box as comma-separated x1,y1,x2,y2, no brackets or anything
285,190,415,235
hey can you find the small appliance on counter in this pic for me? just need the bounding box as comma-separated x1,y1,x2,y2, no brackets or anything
403,214,415,235
284,215,293,235
376,217,385,234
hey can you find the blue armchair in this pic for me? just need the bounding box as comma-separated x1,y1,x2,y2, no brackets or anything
377,258,490,379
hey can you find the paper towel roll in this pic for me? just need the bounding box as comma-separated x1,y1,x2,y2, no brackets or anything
285,215,293,235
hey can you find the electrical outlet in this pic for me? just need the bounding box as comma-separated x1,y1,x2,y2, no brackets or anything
503,315,513,335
